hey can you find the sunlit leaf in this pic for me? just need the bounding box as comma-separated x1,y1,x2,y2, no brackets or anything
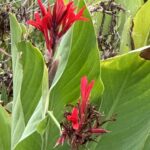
46,0,103,148
90,46,150,150
132,0,150,48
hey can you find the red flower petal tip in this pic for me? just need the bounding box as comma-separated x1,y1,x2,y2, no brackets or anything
54,131,66,147
80,76,94,115
67,107,79,130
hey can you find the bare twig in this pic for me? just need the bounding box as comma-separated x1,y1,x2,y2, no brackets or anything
90,0,125,59
0,48,11,57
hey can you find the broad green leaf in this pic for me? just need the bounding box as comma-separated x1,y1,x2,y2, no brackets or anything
12,42,48,150
47,0,103,148
132,0,150,48
18,42,44,123
116,0,143,51
116,0,143,16
10,14,48,149
16,66,48,150
116,0,143,33
91,46,150,150
14,101,43,150
13,132,42,150
9,14,24,149
143,135,150,150
50,0,103,107
0,105,11,150
9,13,22,71
37,115,49,135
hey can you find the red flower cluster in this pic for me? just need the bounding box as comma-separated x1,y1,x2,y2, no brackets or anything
27,0,87,57
56,76,110,149
67,76,108,133
67,76,95,130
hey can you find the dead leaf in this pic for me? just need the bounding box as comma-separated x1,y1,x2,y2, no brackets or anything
140,47,150,60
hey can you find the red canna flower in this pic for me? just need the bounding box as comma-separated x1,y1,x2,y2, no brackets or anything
27,0,88,57
56,76,115,149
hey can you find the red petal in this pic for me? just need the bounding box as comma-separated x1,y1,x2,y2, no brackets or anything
27,20,42,31
67,107,78,122
47,6,52,28
34,12,41,22
37,0,47,16
85,80,94,101
81,76,88,102
53,0,66,25
80,76,88,115
90,128,110,134
67,107,79,130
80,76,94,115
73,122,79,130
54,132,66,147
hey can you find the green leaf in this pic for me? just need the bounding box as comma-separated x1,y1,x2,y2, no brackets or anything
116,0,143,51
11,42,48,150
13,132,42,150
10,14,48,149
143,135,150,150
116,0,143,33
132,0,150,48
50,0,103,107
116,0,143,16
0,105,11,150
36,116,49,135
47,0,103,148
18,42,45,123
9,13,22,71
91,46,150,150
9,13,24,150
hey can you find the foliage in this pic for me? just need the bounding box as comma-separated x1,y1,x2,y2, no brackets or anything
0,0,150,150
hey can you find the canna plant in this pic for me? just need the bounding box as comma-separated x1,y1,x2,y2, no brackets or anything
0,0,150,150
